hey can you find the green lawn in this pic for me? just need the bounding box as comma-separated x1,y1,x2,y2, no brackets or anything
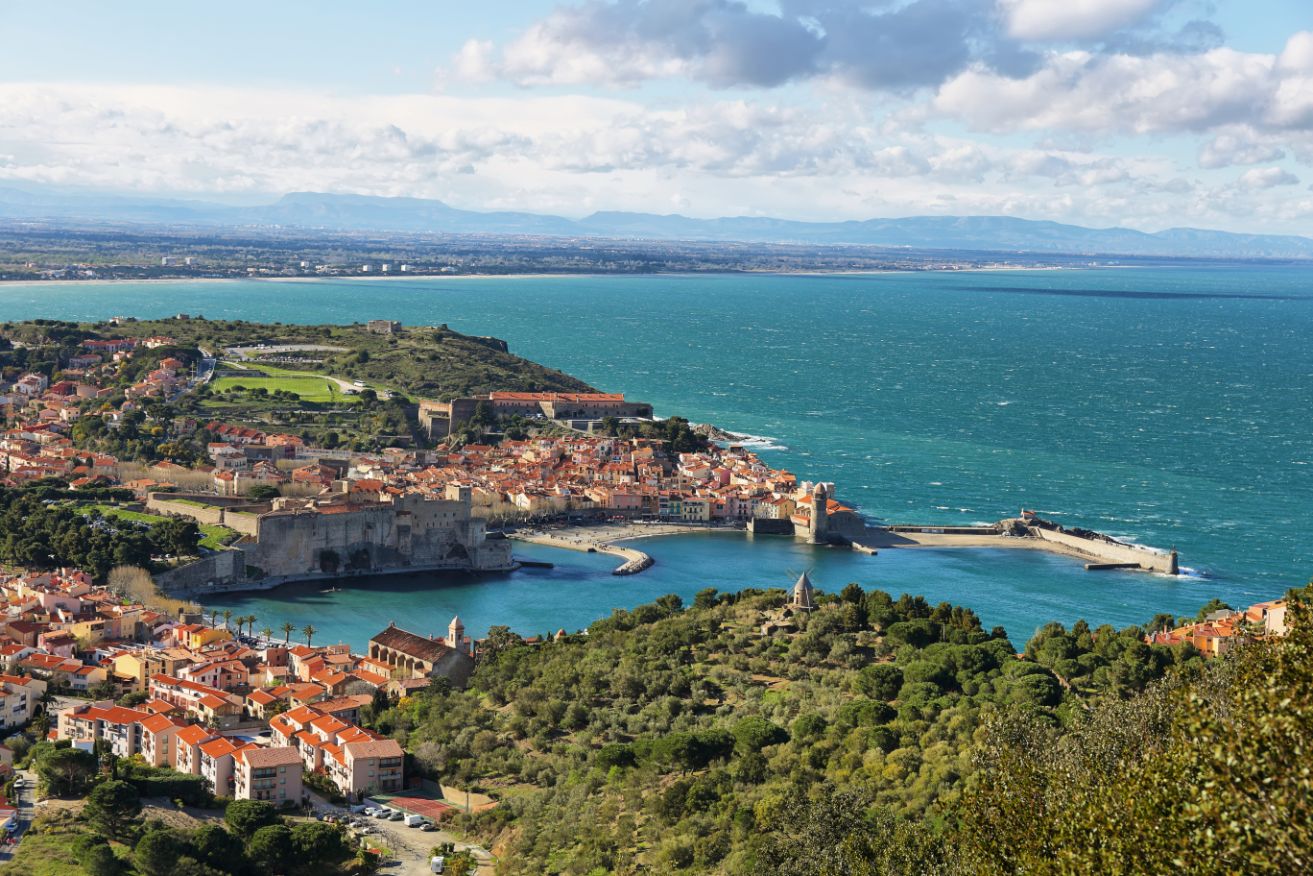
85,504,239,551
210,360,358,404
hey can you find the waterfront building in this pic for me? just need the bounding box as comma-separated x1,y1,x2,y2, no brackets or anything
368,619,474,687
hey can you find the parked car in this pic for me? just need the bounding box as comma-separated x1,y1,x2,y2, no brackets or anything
419,821,436,832
430,857,445,874
389,810,405,821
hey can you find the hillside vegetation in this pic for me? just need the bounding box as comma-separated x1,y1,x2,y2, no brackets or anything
359,583,1313,874
108,318,595,400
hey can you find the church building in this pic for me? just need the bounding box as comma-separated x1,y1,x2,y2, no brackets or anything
367,617,474,688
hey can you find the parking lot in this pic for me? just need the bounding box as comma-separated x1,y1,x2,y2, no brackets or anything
315,798,492,875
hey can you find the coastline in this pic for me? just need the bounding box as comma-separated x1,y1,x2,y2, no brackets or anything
0,264,1095,288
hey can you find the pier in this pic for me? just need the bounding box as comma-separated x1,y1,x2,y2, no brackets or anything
869,515,1179,574
510,530,657,576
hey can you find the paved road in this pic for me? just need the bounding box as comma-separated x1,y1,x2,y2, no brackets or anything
0,769,38,863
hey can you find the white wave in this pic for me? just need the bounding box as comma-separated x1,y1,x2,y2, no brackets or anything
712,429,789,452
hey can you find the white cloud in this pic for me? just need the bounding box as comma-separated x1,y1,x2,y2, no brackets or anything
1238,166,1299,189
999,0,1165,42
1277,30,1313,72
1198,130,1286,169
0,80,1309,233
933,46,1303,135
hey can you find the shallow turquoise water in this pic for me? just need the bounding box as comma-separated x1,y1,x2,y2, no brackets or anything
2,266,1309,647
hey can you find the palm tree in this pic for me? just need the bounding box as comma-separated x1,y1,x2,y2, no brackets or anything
281,621,294,644
302,624,317,647
261,626,273,644
221,609,232,630
245,615,257,637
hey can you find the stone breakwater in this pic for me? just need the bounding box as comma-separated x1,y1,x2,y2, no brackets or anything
511,531,652,575
511,515,1180,579
873,516,1179,574
509,523,722,576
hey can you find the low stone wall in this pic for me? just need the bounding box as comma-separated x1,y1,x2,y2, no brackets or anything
221,510,261,537
148,495,225,526
146,493,263,536
1031,527,1178,574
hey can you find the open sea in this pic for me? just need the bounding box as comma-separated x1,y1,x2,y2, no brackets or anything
2,265,1309,648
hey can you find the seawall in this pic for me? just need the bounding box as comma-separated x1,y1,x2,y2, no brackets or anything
1030,526,1178,574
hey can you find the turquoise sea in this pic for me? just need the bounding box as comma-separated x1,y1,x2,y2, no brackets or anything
2,266,1309,647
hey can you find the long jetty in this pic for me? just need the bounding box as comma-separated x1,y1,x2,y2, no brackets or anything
872,516,1179,574
510,532,654,576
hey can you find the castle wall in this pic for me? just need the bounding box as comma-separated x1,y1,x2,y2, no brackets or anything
156,549,244,592
243,494,513,579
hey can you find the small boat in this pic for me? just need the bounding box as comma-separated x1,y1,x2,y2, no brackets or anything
851,542,879,555
320,586,342,593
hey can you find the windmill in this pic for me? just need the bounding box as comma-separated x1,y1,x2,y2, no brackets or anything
782,566,817,611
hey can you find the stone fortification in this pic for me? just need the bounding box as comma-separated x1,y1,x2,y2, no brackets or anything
153,491,513,591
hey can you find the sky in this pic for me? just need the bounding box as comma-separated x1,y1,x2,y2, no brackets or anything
1,1,1312,233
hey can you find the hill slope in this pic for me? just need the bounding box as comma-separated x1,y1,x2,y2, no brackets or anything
106,318,595,400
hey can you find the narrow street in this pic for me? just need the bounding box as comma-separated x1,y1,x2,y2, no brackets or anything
0,769,38,863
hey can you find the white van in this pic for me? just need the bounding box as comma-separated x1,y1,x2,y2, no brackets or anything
430,856,445,874
404,813,425,827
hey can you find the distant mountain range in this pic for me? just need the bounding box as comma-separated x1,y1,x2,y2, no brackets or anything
2,185,1311,260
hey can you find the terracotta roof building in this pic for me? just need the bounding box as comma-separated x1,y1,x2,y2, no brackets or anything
368,619,473,687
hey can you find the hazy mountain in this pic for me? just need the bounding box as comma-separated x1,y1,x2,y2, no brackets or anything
2,186,1311,260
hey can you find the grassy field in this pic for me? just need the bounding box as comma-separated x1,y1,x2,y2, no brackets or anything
209,361,359,404
86,504,239,551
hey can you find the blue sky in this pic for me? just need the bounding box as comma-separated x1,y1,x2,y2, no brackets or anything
2,1,1312,232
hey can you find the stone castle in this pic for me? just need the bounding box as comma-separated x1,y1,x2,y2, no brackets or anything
154,490,514,591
